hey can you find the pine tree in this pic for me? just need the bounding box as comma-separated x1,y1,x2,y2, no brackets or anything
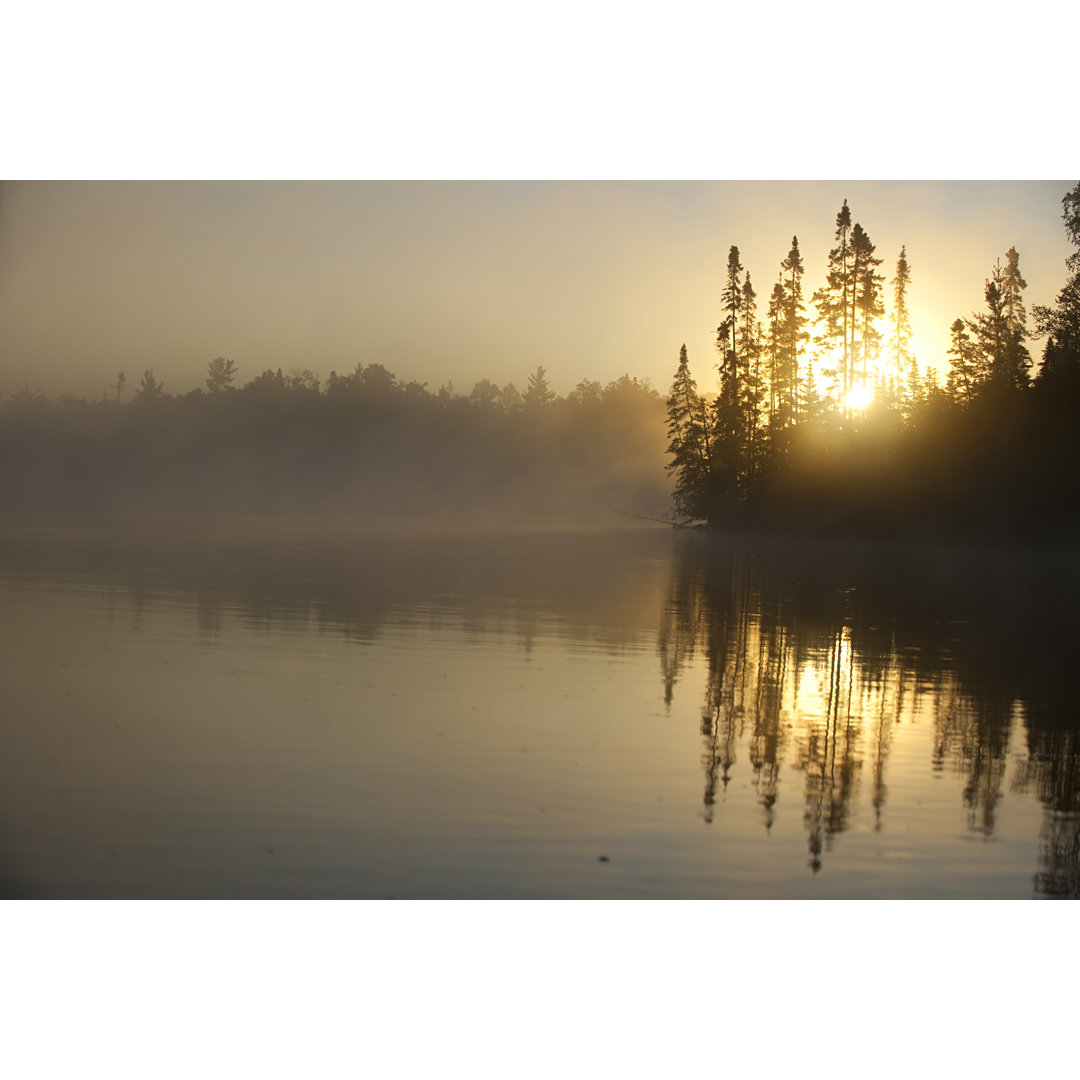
967,257,1028,390
766,275,785,424
776,237,809,426
135,368,164,398
206,356,237,393
812,200,854,407
946,318,983,402
850,224,884,394
524,365,556,407
739,273,765,482
1000,246,1031,387
1034,183,1080,379
720,246,745,366
890,246,915,408
666,344,710,520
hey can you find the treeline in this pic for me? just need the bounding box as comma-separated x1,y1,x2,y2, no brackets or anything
0,363,669,522
666,184,1080,541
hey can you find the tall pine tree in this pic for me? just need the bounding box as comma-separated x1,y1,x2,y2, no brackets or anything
889,246,916,408
812,200,854,408
850,224,884,394
666,344,711,520
776,237,809,427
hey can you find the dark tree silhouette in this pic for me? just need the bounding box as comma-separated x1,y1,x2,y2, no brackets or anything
524,365,556,408
812,200,855,409
889,246,915,406
206,356,237,393
665,344,710,521
135,369,164,398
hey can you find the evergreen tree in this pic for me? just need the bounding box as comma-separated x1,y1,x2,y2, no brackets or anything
1000,246,1031,387
889,246,915,408
720,246,745,365
739,273,765,482
850,224,884,393
206,356,237,393
766,275,785,424
967,256,1029,390
135,368,164,398
524,365,556,408
812,200,854,407
776,237,809,426
1034,184,1080,379
946,318,982,402
666,344,711,519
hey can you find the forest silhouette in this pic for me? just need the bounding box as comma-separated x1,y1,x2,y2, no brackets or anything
0,363,668,523
665,183,1080,540
2,183,1080,540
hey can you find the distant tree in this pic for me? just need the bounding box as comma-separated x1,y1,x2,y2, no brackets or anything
359,363,397,395
206,356,237,393
468,378,501,407
109,371,127,402
568,378,604,407
498,382,523,412
286,367,321,393
524,365,556,408
135,368,164,398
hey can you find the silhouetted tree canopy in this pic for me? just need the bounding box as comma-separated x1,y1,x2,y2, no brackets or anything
663,187,1080,540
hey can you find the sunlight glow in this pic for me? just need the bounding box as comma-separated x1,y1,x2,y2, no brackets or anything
844,383,874,412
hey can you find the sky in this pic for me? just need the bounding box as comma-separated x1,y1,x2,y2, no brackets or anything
1,179,1075,401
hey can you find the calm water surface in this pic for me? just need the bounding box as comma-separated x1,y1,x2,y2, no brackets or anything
1,523,1077,898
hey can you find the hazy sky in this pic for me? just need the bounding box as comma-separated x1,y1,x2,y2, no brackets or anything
1,180,1074,400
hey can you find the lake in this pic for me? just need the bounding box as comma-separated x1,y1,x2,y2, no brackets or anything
0,521,1077,898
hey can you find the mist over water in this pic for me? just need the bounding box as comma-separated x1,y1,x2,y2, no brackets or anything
1,522,1075,898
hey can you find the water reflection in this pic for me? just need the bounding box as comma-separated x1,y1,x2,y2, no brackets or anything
2,523,1080,897
658,532,1080,892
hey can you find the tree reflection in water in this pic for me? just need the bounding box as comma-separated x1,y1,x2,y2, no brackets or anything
657,531,1080,892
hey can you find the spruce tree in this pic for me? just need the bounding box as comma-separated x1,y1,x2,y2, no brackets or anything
890,246,915,408
812,200,854,408
713,247,744,486
524,365,556,407
967,257,1028,390
850,224,884,394
1000,246,1031,387
777,237,809,426
135,368,164,399
739,273,764,482
666,344,710,520
1034,183,1080,378
766,275,785,425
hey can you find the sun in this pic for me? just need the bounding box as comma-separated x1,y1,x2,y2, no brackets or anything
844,383,874,413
